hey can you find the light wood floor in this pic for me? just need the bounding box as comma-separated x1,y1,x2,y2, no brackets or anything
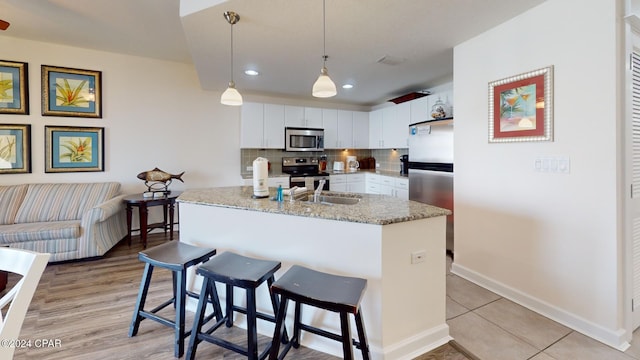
5,232,470,360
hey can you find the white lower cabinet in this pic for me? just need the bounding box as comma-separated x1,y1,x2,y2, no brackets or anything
329,174,347,192
394,178,409,200
330,173,365,193
242,176,290,188
365,173,408,199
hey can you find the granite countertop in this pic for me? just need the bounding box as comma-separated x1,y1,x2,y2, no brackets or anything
178,186,450,225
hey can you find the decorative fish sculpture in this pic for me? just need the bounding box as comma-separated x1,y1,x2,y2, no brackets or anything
137,167,185,183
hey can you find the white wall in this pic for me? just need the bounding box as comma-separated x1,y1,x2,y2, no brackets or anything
452,0,625,349
0,35,241,194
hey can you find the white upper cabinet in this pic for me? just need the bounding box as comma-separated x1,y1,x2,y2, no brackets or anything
241,102,284,149
370,104,410,149
337,110,354,149
325,110,356,149
284,105,305,127
284,105,323,128
388,102,410,148
410,97,429,124
322,108,338,148
263,103,285,148
369,108,383,148
352,111,369,149
241,102,265,148
304,107,323,128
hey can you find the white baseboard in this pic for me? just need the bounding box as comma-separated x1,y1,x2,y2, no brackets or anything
451,263,630,351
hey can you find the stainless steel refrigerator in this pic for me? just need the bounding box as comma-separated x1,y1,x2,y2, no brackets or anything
408,119,454,254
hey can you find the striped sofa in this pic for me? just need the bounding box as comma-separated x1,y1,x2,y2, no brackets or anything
0,182,128,262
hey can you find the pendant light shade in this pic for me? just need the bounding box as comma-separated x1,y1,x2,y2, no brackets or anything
312,0,336,98
221,11,242,106
312,65,337,98
221,81,243,106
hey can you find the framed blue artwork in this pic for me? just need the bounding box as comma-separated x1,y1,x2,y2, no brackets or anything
0,60,29,115
41,65,102,118
0,124,31,174
45,126,104,172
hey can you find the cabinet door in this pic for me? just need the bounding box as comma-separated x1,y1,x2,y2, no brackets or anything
352,111,369,149
330,174,347,192
264,104,285,148
394,178,409,199
284,105,305,127
240,102,264,148
366,173,380,194
304,107,323,128
337,110,353,149
369,109,383,148
347,173,366,193
268,177,290,188
383,103,410,148
410,97,429,124
322,109,339,148
381,106,398,148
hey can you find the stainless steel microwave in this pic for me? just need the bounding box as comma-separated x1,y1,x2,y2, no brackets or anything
285,127,324,151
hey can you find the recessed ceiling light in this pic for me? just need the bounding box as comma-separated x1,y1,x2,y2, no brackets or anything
342,84,354,89
244,69,259,76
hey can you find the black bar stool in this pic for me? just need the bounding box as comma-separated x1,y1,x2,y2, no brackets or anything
268,265,370,360
129,241,220,358
186,251,288,360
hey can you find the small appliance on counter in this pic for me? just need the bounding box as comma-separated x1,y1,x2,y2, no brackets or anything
252,157,269,198
400,154,409,175
319,155,328,172
333,161,345,172
346,156,359,171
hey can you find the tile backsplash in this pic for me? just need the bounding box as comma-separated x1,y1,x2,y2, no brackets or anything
241,148,408,175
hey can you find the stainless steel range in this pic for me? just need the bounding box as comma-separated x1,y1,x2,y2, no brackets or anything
282,157,330,190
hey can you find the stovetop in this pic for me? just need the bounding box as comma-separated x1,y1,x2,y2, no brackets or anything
282,156,328,177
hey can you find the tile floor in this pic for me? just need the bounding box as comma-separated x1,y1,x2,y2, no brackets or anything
446,256,640,359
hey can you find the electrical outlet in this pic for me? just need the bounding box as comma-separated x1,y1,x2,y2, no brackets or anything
411,250,426,264
246,166,253,172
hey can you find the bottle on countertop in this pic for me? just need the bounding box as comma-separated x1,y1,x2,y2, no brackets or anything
319,155,327,172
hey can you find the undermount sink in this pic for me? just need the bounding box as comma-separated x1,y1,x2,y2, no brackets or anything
306,195,361,205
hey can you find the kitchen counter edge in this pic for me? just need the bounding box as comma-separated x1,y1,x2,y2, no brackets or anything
177,186,449,226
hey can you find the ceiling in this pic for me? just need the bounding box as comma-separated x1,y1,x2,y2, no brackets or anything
0,0,546,107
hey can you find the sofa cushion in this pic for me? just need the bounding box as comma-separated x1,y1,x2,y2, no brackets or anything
0,220,80,244
0,184,28,225
14,182,120,223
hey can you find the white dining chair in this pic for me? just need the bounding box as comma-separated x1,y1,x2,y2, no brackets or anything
0,247,50,360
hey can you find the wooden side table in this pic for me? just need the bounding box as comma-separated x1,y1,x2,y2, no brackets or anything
0,270,6,292
0,245,8,291
123,191,182,248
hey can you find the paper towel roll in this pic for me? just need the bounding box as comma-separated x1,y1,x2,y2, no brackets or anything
252,157,269,198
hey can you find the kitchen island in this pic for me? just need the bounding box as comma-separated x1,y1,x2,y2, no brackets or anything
178,186,451,360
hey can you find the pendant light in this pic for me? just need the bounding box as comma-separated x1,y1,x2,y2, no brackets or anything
312,0,337,98
221,11,243,106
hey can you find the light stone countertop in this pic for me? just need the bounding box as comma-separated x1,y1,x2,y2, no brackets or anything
178,186,450,225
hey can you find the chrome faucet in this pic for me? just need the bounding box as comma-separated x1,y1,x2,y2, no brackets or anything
313,180,326,202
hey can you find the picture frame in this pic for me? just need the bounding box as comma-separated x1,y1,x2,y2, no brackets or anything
45,126,104,173
41,65,102,118
488,66,553,143
0,124,31,174
0,60,29,115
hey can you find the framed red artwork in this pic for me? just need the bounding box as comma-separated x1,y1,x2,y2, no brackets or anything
488,66,553,143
